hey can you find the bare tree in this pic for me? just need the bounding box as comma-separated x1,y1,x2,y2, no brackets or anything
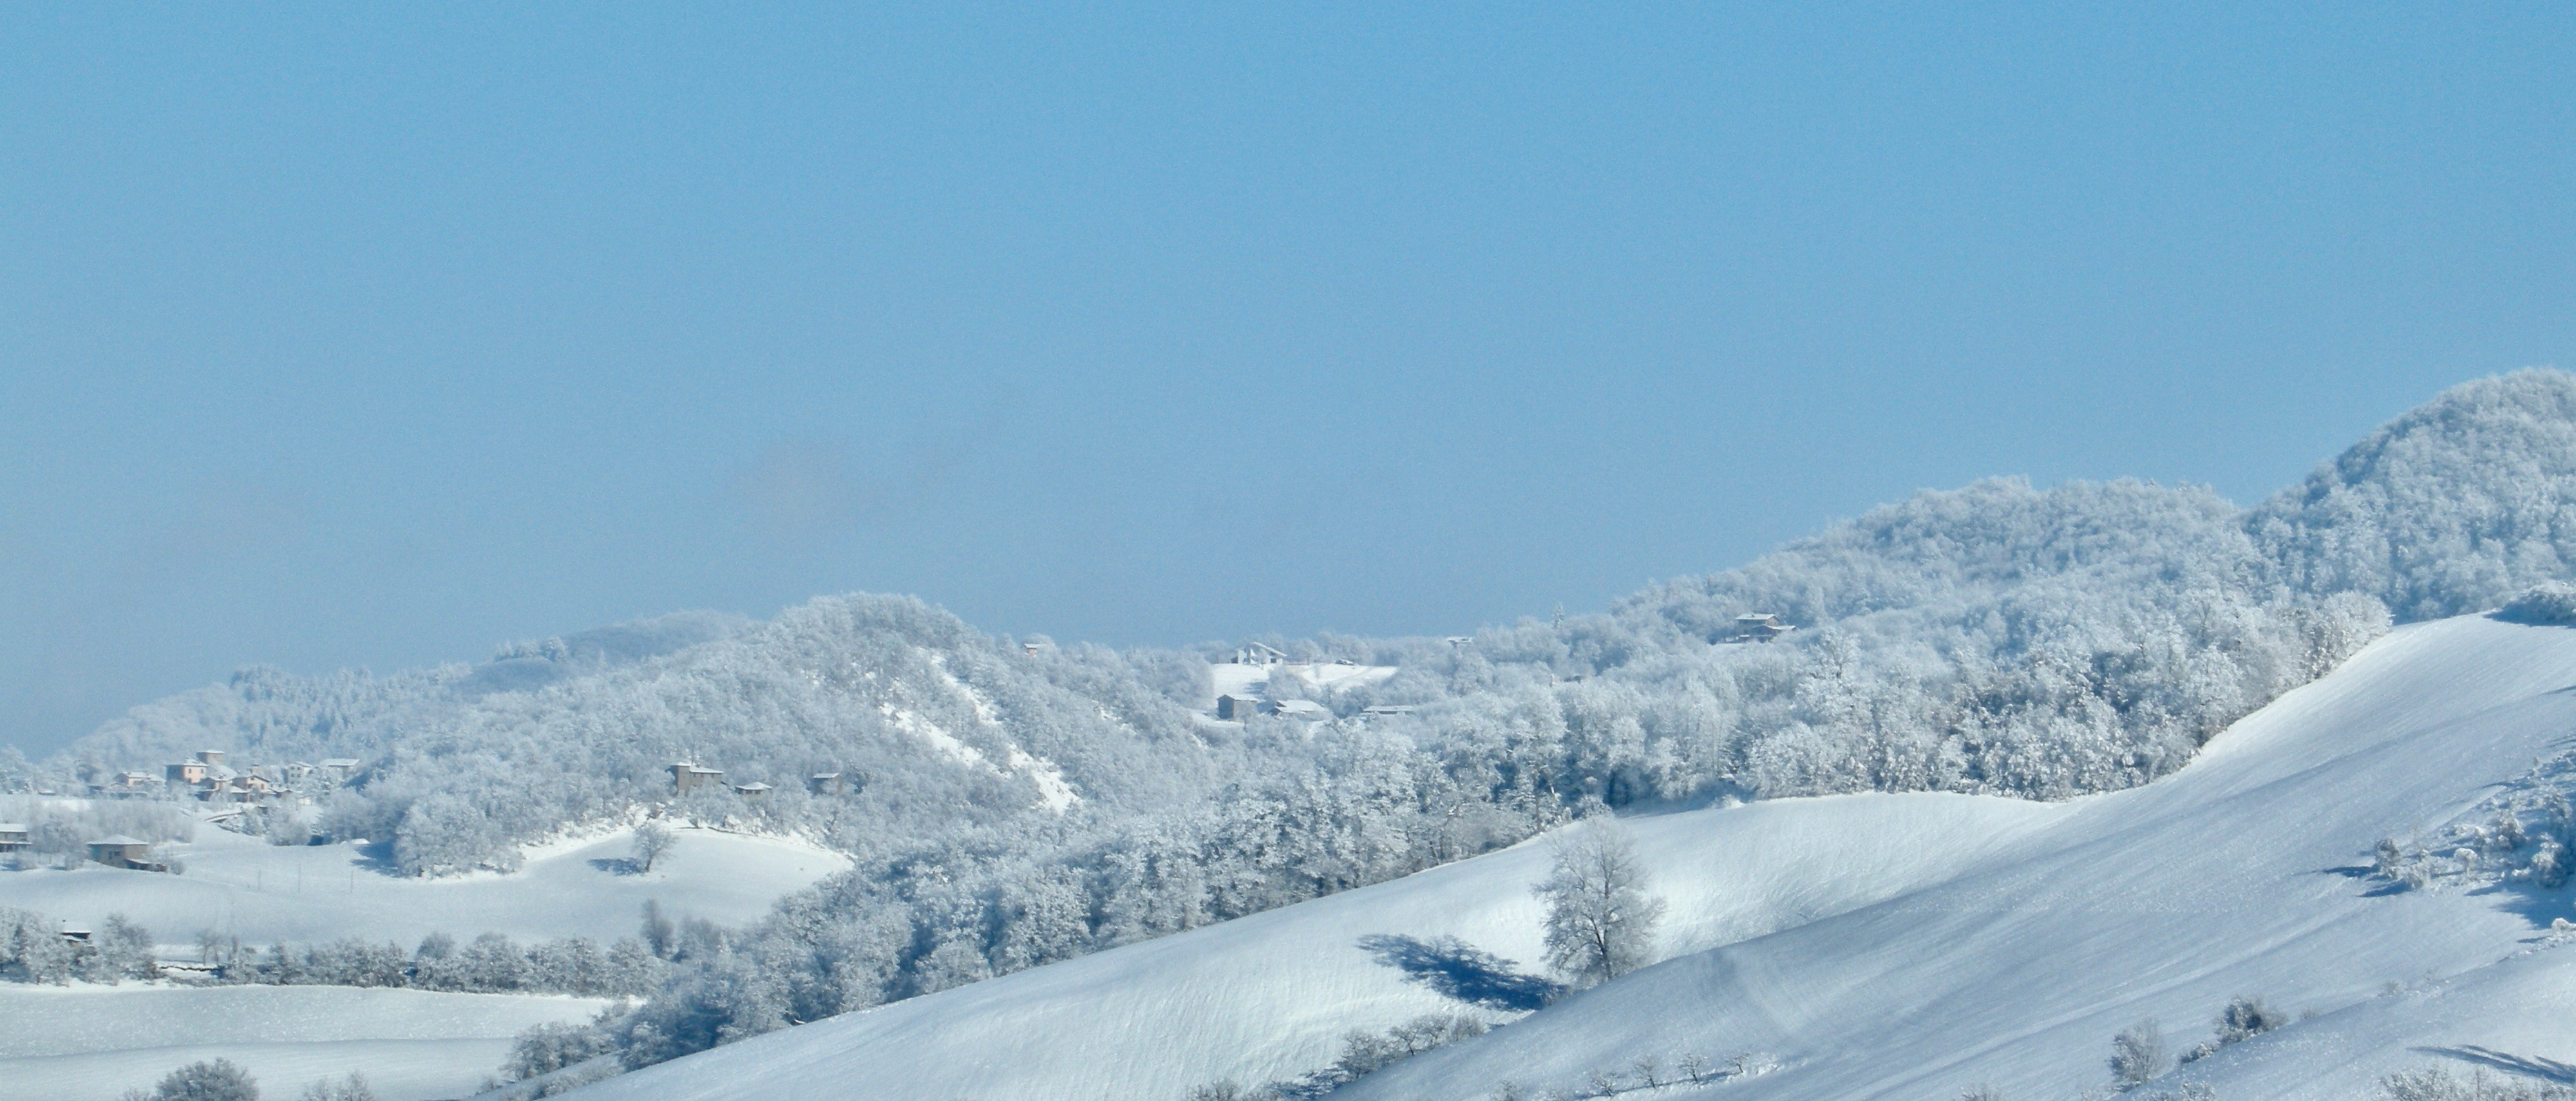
1534,819,1667,986
632,821,676,873
1632,1054,1663,1088
296,1073,377,1101
1678,1053,1711,1084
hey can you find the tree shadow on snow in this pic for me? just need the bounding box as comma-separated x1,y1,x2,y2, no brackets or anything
1356,934,1564,1011
589,857,645,876
2419,1045,2576,1083
346,840,407,877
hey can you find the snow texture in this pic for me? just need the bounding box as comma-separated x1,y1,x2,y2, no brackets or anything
0,984,607,1101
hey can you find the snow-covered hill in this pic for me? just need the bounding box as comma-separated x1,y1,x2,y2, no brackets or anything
563,613,2576,1101
0,984,608,1101
3,823,846,948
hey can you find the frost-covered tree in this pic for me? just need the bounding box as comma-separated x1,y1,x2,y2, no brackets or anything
632,822,676,874
89,913,158,982
505,1020,620,1081
139,1058,259,1101
2109,1019,2167,1087
0,906,82,983
1533,819,1665,986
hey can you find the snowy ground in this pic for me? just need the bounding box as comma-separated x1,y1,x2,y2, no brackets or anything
0,984,609,1101
564,615,2576,1101
2,824,848,950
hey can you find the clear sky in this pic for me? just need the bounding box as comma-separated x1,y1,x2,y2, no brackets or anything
4,3,2569,757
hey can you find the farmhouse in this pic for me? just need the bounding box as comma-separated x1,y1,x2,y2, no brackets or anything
808,773,846,796
319,758,362,781
86,835,156,870
0,823,28,853
670,762,725,792
1730,613,1794,642
1268,700,1330,720
1227,642,1287,665
1216,694,1262,721
734,781,773,800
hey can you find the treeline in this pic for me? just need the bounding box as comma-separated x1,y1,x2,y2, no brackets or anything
0,907,157,983
0,902,719,1000
207,930,664,998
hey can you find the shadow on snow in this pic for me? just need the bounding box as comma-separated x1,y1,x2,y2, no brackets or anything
1356,933,1564,1012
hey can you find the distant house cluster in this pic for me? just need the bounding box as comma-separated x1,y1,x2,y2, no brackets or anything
670,761,857,800
147,749,352,805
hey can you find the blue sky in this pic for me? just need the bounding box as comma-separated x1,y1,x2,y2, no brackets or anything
4,3,2569,756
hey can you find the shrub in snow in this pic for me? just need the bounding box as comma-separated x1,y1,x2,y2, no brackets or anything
1958,1087,2006,1101
2108,1018,2168,1087
2183,996,2286,1062
1535,819,1666,986
1180,1082,1276,1101
1332,1014,1488,1080
2497,581,2576,624
2381,1064,2576,1100
294,1073,375,1101
131,1058,259,1101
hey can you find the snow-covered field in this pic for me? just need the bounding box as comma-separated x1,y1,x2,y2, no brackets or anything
2,824,847,949
0,984,609,1101
565,614,2576,1101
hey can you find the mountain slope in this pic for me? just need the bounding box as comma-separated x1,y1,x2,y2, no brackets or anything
565,613,2576,1101
1348,613,2576,1100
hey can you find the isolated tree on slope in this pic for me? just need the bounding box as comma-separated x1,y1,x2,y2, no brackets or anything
1533,818,1665,986
632,821,676,873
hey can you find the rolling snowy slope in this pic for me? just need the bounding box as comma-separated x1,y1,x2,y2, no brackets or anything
1345,613,2576,1100
565,614,2576,1101
0,984,609,1101
2,824,846,948
560,783,2061,1098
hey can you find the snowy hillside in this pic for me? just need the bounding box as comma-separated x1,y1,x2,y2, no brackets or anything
0,984,608,1101
3,823,845,948
565,613,2576,1100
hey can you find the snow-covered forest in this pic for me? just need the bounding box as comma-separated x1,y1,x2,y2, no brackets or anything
33,370,2576,1073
